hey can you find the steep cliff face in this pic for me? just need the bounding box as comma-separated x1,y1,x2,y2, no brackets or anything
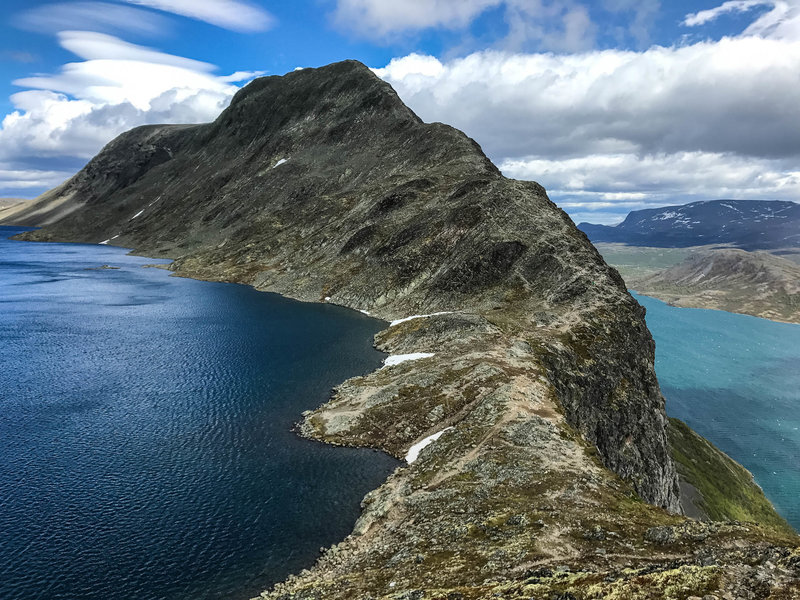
12,61,798,597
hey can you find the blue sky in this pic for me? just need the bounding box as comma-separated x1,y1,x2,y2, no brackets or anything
1,0,798,223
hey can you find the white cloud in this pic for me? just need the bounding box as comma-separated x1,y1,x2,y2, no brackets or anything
502,2,598,52
14,2,170,36
684,0,800,40
683,0,770,27
502,152,800,204
0,166,73,191
332,0,502,38
602,0,660,47
10,32,236,112
122,0,275,32
0,31,248,191
332,0,654,50
376,39,800,161
373,6,800,222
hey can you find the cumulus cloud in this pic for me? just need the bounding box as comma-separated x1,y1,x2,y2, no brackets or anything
376,40,800,160
502,152,800,223
0,166,74,191
122,0,275,32
375,18,800,221
0,32,257,195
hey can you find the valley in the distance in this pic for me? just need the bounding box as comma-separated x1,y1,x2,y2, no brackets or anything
581,199,800,324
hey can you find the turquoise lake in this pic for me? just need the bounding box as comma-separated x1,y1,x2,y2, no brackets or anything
0,227,399,600
634,293,800,530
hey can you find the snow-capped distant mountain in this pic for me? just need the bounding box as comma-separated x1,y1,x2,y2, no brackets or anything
578,200,800,250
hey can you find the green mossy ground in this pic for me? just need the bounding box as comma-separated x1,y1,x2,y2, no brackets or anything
668,417,795,535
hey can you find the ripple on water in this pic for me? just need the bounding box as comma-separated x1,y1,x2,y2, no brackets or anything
0,227,399,600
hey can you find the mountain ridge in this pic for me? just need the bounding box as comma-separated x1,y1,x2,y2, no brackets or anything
6,60,797,598
579,199,800,250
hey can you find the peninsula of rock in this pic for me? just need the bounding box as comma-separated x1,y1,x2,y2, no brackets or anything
6,61,797,598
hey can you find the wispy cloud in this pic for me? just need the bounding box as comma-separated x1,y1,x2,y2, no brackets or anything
331,0,602,51
683,0,800,40
122,0,276,32
13,2,170,36
331,0,501,38
683,0,772,26
0,51,38,63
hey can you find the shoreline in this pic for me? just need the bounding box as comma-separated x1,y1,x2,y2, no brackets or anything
6,233,800,600
630,289,800,326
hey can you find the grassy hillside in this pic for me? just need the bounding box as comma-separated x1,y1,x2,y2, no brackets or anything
668,418,794,534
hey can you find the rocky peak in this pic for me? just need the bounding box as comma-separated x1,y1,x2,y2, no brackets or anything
13,60,681,514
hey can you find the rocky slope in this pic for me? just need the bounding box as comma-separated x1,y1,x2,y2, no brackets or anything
631,248,800,323
7,61,797,598
0,198,32,223
579,200,800,250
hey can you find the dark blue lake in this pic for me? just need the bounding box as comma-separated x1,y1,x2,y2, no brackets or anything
0,226,398,600
634,293,800,530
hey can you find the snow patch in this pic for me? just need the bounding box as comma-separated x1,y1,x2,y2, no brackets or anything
390,312,453,327
406,427,453,463
383,353,435,368
99,239,109,245
131,210,144,219
359,309,370,315
273,158,289,168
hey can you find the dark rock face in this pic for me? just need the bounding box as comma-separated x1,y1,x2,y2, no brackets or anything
579,199,800,250
541,305,681,510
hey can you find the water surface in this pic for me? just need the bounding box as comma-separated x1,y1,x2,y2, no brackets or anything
634,292,800,529
0,226,398,600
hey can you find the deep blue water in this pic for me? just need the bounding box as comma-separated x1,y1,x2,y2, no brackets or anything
0,226,398,600
634,293,800,530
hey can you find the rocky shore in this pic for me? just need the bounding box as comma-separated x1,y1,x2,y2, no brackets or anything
5,60,797,598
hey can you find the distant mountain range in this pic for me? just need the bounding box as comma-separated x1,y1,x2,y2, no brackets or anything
578,199,800,250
